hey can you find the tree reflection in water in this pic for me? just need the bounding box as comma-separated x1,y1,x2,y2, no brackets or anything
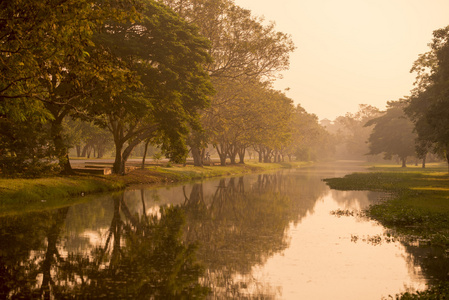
181,173,323,298
0,195,208,299
4,169,445,298
0,207,69,299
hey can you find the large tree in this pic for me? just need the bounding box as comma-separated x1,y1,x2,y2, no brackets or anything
366,100,417,167
93,0,214,174
405,25,449,172
0,0,140,174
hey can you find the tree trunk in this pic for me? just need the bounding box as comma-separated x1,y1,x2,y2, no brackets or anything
238,147,245,164
40,207,69,299
111,195,122,266
422,153,427,168
191,145,203,167
113,142,123,174
81,144,88,157
229,151,237,164
51,120,74,175
215,144,228,166
98,146,105,158
141,139,150,169
401,157,407,168
218,153,227,166
263,150,271,163
119,139,141,174
76,145,81,157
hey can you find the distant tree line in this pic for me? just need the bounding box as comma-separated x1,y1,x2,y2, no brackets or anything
0,0,334,177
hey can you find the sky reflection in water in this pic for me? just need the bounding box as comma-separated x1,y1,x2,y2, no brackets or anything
0,163,437,299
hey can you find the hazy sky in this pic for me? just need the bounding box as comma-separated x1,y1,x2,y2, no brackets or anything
233,0,449,120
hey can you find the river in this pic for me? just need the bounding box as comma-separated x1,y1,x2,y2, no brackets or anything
1,161,446,299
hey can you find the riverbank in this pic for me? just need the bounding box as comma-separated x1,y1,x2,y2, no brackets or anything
324,163,449,299
324,163,449,243
0,161,309,215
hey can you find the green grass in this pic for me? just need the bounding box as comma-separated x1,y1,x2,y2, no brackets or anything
324,162,449,240
0,175,126,216
148,161,309,181
0,176,123,201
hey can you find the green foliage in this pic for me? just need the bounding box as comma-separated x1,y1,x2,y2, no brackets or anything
0,0,141,176
0,0,215,176
365,100,417,165
1,0,299,177
0,117,59,177
162,0,296,165
92,0,214,173
406,25,449,170
324,165,449,240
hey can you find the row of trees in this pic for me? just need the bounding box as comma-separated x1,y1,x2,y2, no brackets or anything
1,0,334,177
161,0,334,166
326,26,449,170
1,0,215,175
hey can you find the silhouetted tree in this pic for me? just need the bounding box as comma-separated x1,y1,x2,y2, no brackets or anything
406,25,449,172
366,100,417,167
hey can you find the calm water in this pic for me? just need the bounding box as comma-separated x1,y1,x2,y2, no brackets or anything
1,162,448,299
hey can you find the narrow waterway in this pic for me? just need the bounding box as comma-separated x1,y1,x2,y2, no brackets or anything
1,161,447,299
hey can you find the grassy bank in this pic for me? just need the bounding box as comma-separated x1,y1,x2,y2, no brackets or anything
324,163,449,242
324,163,449,299
0,161,308,215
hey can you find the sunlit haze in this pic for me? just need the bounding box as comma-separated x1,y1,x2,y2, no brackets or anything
234,0,449,120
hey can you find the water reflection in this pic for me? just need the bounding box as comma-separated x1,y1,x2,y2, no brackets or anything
0,196,207,299
1,165,447,299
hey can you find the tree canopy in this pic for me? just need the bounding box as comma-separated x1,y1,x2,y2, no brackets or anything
366,100,417,167
0,0,333,177
406,25,449,171
0,0,214,175
92,0,214,173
